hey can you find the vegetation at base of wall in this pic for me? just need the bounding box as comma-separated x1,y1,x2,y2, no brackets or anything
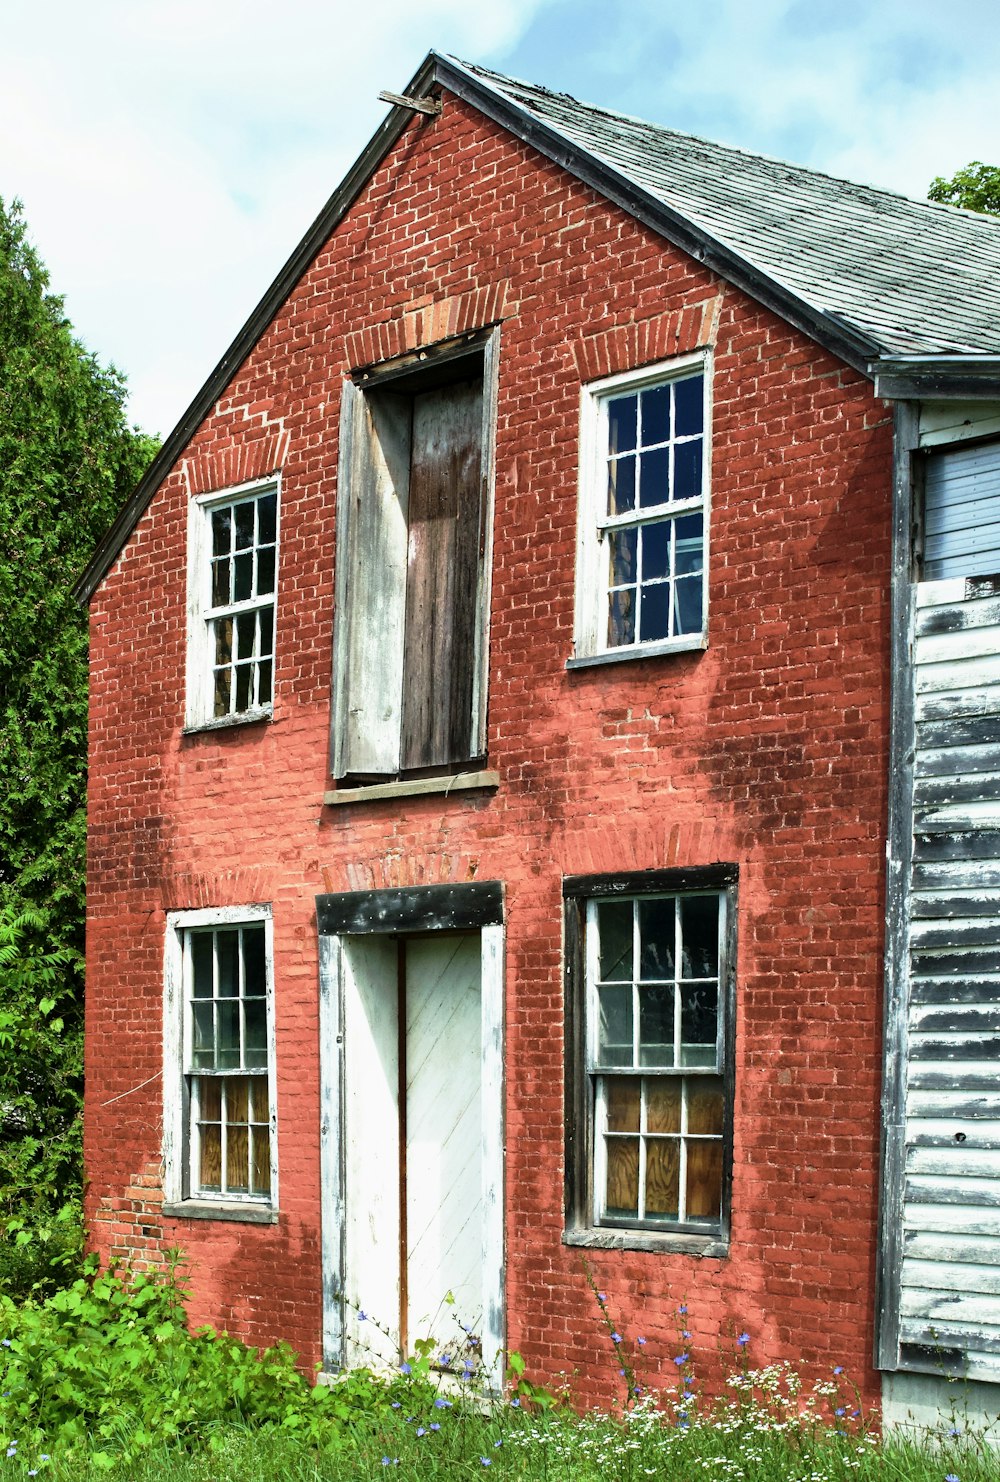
2,1261,999,1480
928,161,1000,215
0,197,158,1293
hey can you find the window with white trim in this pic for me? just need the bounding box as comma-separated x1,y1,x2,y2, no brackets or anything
164,907,277,1215
564,869,735,1248
186,481,277,728
573,357,709,663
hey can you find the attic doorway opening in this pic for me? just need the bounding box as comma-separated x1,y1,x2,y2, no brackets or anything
317,884,504,1381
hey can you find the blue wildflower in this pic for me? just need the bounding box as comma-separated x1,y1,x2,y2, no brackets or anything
674,1353,689,1366
834,1365,843,1375
434,1397,452,1408
430,1422,441,1431
637,1335,647,1346
511,1397,521,1408
945,1474,960,1482
391,1401,401,1409
611,1331,622,1342
738,1332,750,1346
678,1305,687,1315
400,1362,411,1375
682,1330,691,1339
358,1310,368,1321
480,1459,492,1467
417,1427,427,1437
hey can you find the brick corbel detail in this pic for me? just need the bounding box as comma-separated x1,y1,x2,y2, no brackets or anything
346,281,514,372
183,421,291,498
572,295,722,382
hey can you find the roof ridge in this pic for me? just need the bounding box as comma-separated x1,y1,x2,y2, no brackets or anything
451,55,1000,231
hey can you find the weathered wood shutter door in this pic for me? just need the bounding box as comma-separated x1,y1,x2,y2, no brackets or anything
400,376,485,770
331,382,411,777
894,439,1000,1381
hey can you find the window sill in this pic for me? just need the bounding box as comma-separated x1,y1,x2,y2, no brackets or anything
563,1226,727,1258
567,635,706,671
323,769,499,807
182,707,272,736
162,1200,278,1225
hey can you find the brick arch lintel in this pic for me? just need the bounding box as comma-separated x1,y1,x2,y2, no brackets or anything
345,281,515,373
182,423,291,499
572,294,723,383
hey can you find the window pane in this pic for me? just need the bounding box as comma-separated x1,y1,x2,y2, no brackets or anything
673,575,703,636
236,612,256,661
645,1138,679,1220
673,439,702,500
257,659,273,707
214,617,233,667
608,587,636,647
191,934,213,998
216,931,240,996
687,1078,725,1136
242,928,266,996
674,513,703,576
257,492,277,546
235,663,252,713
192,1003,215,1068
674,376,704,437
217,999,241,1070
227,1124,250,1192
639,984,675,1066
686,1139,723,1221
642,521,670,581
234,552,253,602
680,983,718,1066
607,395,637,454
604,1137,639,1217
646,1079,681,1133
606,1077,640,1132
597,901,633,981
597,984,633,1066
681,896,719,978
608,527,637,587
638,897,675,979
244,997,267,1068
228,1076,250,1123
199,1124,222,1191
251,1128,271,1196
258,606,275,658
248,1076,269,1123
211,557,230,607
213,667,232,718
639,446,670,508
235,501,255,550
257,547,276,596
199,1077,222,1121
639,581,670,643
640,384,670,445
608,456,636,516
211,507,232,558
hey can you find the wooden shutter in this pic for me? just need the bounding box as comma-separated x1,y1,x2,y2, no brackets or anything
400,376,485,770
331,381,411,777
924,442,1000,580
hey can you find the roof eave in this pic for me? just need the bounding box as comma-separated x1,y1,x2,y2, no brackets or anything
871,354,1000,401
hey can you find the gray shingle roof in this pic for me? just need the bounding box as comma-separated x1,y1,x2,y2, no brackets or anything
459,60,1000,359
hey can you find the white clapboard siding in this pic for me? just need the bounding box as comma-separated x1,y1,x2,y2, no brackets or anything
897,570,1000,1380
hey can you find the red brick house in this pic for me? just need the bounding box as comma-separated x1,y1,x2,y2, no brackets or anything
77,55,1000,1425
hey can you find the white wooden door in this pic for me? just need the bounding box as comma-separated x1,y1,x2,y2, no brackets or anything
404,934,483,1347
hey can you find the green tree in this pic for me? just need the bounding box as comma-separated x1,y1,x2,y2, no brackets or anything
0,196,157,1288
928,160,1000,215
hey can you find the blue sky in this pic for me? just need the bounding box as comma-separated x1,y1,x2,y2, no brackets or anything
2,0,998,436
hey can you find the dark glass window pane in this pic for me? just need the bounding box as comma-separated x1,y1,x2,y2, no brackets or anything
646,1079,681,1133
211,508,232,558
235,502,255,550
685,1139,723,1221
687,1078,724,1136
214,618,233,666
674,513,703,576
192,1003,215,1068
191,934,213,998
608,527,637,587
642,521,670,581
680,983,718,1066
235,664,252,713
607,395,637,455
244,998,267,1068
673,439,703,501
608,588,636,647
639,581,670,642
257,548,275,596
681,895,719,978
604,1137,639,1217
606,1077,640,1132
217,1000,241,1070
234,553,253,603
674,375,704,437
673,575,703,636
644,1138,679,1219
242,927,266,997
598,901,633,981
216,931,240,996
257,659,273,706
597,984,633,1066
638,897,675,979
257,493,277,546
639,983,675,1066
639,446,670,508
608,455,635,516
258,606,274,658
211,558,230,607
640,384,671,445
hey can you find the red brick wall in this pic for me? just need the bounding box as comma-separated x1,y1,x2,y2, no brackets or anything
84,90,894,1403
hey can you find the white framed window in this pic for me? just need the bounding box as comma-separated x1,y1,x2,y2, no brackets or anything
573,354,710,665
186,479,278,729
564,868,735,1249
163,906,277,1217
